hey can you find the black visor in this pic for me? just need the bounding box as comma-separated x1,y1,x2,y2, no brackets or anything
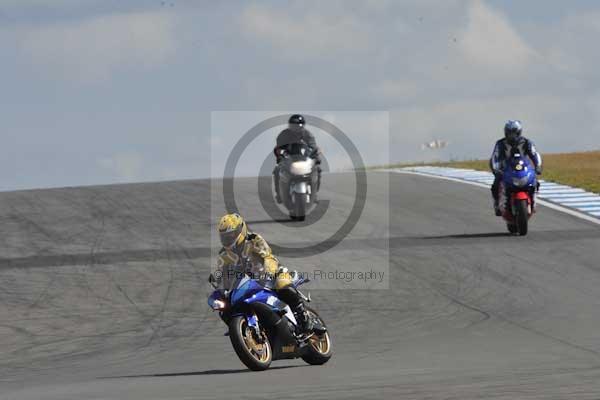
288,114,305,126
220,225,243,247
505,129,519,142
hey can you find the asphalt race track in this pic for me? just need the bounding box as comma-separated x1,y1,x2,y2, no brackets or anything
2,172,600,399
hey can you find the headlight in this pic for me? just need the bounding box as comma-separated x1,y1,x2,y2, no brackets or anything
211,299,227,311
290,160,313,175
512,176,529,187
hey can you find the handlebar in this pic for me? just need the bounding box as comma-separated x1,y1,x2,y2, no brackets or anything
275,144,318,159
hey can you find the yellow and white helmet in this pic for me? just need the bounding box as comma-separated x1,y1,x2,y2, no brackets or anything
217,213,247,248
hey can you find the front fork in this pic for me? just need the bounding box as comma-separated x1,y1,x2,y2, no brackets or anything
245,314,264,343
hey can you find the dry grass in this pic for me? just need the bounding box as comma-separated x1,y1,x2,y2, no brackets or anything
388,151,600,194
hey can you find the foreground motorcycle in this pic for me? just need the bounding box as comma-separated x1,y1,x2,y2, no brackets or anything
498,153,538,236
208,267,332,371
274,143,319,221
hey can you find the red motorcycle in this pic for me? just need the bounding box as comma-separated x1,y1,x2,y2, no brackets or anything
498,154,538,236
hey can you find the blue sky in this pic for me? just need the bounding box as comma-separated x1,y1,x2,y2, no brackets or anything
1,0,599,191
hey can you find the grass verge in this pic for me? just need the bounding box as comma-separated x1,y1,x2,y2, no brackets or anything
385,150,600,194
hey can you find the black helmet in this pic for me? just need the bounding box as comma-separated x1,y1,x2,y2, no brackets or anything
504,120,523,144
288,114,305,127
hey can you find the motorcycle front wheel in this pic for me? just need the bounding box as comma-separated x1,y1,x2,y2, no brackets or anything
515,199,529,236
292,192,307,222
506,222,518,234
229,315,272,371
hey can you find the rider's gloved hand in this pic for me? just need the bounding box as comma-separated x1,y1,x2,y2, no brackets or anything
208,272,221,286
276,266,298,285
311,148,322,164
535,166,542,175
274,147,287,163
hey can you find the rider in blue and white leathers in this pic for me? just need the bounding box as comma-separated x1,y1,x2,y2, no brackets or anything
489,120,543,216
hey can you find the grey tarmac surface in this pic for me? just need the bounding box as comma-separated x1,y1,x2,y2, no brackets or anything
1,172,600,399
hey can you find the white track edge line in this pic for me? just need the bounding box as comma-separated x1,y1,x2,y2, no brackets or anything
383,169,600,226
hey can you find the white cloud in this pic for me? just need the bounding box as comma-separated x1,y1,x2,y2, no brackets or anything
391,93,581,163
542,11,600,76
3,1,600,191
242,76,320,107
458,0,537,73
370,80,419,100
0,0,98,6
239,3,370,56
98,152,143,182
16,10,176,83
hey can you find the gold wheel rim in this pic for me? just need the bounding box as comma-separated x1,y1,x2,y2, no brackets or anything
309,331,331,354
240,319,271,362
307,311,331,354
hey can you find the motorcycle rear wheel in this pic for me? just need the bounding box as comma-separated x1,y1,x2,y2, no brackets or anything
300,307,332,365
229,315,272,371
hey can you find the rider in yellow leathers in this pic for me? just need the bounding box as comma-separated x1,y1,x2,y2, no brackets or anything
210,213,318,334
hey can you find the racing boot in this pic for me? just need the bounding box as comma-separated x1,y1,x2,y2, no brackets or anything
292,302,312,334
293,302,326,336
312,166,321,204
273,167,283,204
277,286,325,335
493,199,502,216
491,176,502,216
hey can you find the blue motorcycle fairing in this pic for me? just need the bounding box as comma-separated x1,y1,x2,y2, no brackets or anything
230,276,267,306
230,277,287,313
243,289,291,314
232,282,295,346
503,154,536,190
211,275,308,361
247,313,259,330
208,289,226,309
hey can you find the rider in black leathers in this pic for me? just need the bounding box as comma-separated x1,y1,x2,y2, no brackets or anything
273,114,322,203
490,120,543,216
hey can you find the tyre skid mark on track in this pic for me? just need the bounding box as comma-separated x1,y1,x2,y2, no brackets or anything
92,195,162,349
497,316,600,359
395,260,491,325
82,198,107,309
145,198,197,348
384,170,600,361
27,274,58,310
0,247,213,270
397,257,600,359
144,238,175,348
2,229,600,270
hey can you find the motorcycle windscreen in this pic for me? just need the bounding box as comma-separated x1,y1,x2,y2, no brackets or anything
287,143,312,156
230,276,267,305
